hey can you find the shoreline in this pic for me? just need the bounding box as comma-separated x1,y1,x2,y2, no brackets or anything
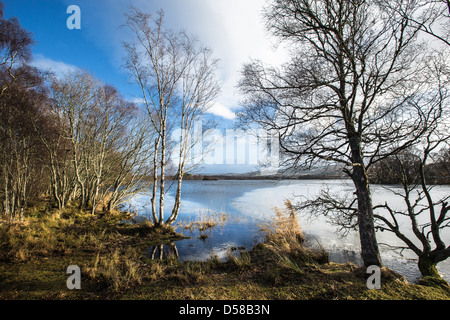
178,174,348,181
1,204,449,300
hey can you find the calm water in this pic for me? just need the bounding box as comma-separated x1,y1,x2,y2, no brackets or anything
127,179,450,283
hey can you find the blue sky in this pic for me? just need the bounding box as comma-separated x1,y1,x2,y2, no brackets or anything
5,0,141,106
4,0,287,124
4,0,287,174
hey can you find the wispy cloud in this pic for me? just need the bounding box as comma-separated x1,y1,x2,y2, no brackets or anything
138,0,288,114
129,97,146,105
31,54,79,78
62,0,287,119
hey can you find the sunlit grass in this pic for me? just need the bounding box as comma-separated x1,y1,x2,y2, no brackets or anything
84,248,143,292
1,200,449,300
177,209,229,232
259,199,329,268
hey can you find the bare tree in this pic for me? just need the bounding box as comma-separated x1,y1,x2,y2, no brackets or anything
0,3,33,97
50,71,97,211
103,113,154,213
382,0,450,47
36,91,75,211
0,2,156,220
165,46,221,224
123,8,220,226
372,59,450,279
373,152,450,279
0,71,49,221
297,53,450,280
238,0,445,267
0,2,50,221
49,70,154,214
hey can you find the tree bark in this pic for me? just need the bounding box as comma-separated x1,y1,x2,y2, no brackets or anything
354,170,382,267
349,136,382,267
151,137,160,226
418,254,441,278
159,143,165,226
166,171,183,225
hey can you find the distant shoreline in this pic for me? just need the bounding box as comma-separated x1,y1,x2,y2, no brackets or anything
180,174,347,181
173,174,450,185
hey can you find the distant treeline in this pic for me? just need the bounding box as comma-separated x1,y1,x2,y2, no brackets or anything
180,173,346,181
369,148,450,185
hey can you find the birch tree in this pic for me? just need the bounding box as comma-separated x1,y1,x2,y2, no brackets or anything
0,2,50,221
50,71,97,210
103,114,154,213
50,70,154,214
124,8,220,226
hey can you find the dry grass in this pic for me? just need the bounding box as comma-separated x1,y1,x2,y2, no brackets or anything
227,251,252,269
0,216,74,262
2,199,450,300
267,199,305,241
177,210,228,232
84,248,143,292
259,200,329,270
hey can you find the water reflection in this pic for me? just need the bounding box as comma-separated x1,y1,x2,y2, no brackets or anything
147,243,179,260
130,180,450,283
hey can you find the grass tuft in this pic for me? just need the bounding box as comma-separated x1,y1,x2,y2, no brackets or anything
177,210,228,232
259,199,329,269
84,248,143,292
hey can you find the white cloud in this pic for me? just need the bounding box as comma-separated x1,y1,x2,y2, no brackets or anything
70,0,288,119
31,54,79,78
152,0,288,111
209,102,236,120
127,97,236,120
129,97,146,105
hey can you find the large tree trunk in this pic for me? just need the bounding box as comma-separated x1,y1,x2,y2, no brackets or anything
418,254,441,278
349,137,382,267
354,169,382,267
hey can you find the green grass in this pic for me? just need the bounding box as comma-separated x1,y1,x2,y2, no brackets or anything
0,201,449,300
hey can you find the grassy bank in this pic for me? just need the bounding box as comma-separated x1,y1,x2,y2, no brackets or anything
0,202,449,300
